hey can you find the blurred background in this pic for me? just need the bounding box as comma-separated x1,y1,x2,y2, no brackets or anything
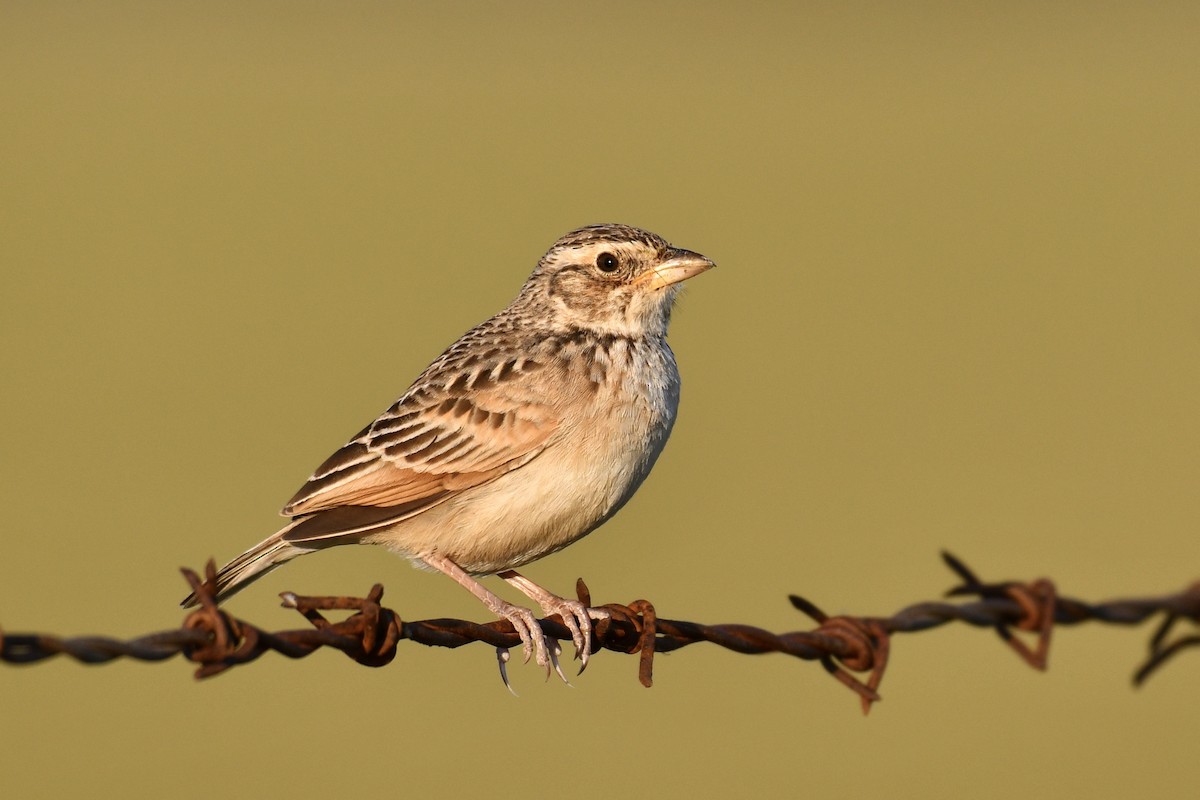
2,2,1197,797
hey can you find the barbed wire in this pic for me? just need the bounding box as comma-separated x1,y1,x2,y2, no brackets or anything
2,552,1196,713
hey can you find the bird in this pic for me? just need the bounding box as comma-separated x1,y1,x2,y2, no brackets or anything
182,223,713,684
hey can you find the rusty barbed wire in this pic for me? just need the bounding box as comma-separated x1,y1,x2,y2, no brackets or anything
2,552,1197,713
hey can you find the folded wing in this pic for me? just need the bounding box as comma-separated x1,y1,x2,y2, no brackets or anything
281,358,558,541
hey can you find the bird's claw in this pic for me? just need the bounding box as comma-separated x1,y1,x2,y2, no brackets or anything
496,647,518,696
545,637,571,685
579,607,610,674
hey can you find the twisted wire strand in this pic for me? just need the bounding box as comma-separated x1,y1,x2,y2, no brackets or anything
2,552,1197,713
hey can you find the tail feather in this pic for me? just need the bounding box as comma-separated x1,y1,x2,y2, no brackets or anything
181,521,311,608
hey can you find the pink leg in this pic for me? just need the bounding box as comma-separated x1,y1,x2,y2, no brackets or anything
422,552,550,674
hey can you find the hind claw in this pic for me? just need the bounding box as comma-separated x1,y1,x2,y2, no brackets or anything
496,647,518,696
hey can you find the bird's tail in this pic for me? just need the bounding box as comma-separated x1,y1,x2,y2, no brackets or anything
181,519,312,608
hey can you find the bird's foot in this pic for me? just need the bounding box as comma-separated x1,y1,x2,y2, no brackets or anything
418,553,574,690
499,570,612,674
535,595,611,674
489,598,550,669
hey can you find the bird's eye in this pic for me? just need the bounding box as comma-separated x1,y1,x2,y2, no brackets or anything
596,252,619,273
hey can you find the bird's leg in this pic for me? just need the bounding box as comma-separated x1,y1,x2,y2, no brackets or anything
421,552,550,672
499,570,609,674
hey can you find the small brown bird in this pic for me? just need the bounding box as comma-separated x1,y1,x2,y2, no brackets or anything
182,223,713,682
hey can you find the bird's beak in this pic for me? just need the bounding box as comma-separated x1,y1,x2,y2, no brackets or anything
637,248,716,291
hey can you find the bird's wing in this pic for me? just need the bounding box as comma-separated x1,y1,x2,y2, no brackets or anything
281,358,558,524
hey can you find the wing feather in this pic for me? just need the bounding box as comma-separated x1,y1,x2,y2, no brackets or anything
281,357,560,519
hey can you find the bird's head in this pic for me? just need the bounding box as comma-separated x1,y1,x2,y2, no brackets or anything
520,223,714,337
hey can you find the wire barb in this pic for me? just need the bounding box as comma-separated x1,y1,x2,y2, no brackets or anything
942,552,1056,670
1132,581,1200,686
2,553,1197,712
790,595,889,714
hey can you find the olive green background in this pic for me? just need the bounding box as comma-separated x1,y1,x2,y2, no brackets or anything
2,3,1197,797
